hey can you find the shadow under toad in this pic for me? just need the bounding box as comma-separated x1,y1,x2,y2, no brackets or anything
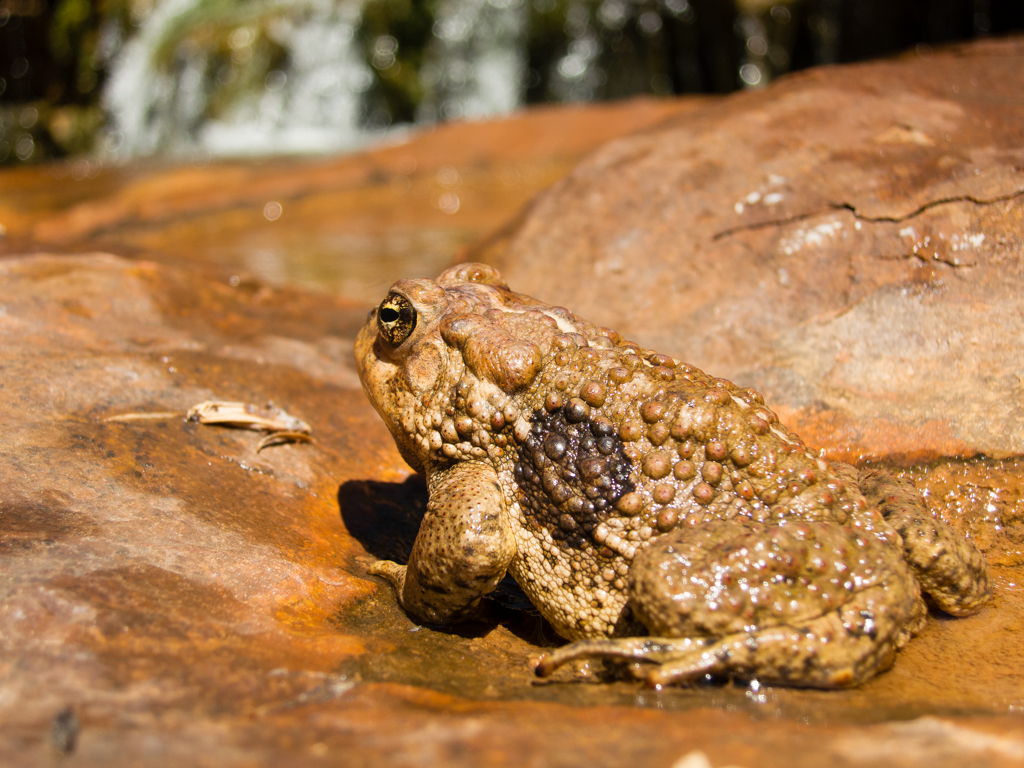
337,476,558,645
338,475,428,565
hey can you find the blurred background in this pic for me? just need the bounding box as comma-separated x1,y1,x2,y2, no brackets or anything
1,0,1021,166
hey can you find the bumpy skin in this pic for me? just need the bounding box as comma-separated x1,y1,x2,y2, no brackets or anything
354,263,992,688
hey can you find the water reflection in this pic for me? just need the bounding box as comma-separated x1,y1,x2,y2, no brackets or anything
235,227,470,299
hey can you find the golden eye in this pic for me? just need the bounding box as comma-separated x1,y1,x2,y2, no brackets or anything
377,293,417,346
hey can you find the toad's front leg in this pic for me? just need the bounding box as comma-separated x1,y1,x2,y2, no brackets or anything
369,461,516,624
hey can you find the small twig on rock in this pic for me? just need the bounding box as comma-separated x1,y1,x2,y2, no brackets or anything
257,431,315,452
103,412,180,422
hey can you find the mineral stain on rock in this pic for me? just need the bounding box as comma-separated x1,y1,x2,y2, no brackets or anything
0,497,96,554
50,707,79,756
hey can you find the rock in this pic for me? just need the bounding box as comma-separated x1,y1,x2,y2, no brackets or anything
1,71,1023,765
0,246,1021,766
0,254,376,725
483,37,1024,464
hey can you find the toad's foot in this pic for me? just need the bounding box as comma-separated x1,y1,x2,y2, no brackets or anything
535,587,925,689
856,468,992,615
534,636,716,683
368,559,407,594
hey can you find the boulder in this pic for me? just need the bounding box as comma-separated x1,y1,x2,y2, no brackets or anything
484,37,1024,464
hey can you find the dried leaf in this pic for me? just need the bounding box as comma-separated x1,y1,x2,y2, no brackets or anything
186,400,311,435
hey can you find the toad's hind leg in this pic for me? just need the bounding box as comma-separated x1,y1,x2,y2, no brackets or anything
535,585,920,688
535,518,927,688
857,468,991,616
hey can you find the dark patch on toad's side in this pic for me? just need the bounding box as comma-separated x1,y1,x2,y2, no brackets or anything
513,406,635,548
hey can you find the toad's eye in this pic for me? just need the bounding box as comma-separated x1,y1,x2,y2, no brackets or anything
377,293,417,346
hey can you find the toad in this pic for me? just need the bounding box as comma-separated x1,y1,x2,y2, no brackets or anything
354,263,990,688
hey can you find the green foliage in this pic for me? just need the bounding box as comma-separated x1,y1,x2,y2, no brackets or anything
359,0,436,126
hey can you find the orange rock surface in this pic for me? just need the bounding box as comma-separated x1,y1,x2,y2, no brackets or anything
485,37,1024,465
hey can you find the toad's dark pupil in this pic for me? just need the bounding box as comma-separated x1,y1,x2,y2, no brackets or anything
379,306,399,323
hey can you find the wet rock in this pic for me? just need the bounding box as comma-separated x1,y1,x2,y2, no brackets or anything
0,254,378,725
485,37,1024,464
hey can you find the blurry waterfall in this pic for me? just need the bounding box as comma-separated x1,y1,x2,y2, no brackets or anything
4,0,1015,165
103,0,373,159
98,0,904,163
102,0,528,161
419,0,527,122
